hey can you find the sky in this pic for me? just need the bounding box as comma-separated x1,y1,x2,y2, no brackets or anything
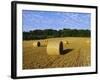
22,10,91,32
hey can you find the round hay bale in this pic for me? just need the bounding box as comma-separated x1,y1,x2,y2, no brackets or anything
44,40,48,45
61,40,69,44
33,41,40,47
66,41,69,44
44,39,48,42
62,40,66,44
47,41,63,55
39,40,48,47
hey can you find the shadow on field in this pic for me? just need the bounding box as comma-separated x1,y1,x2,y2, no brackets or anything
61,49,73,55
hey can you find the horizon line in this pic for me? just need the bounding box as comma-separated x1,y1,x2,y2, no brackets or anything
23,28,90,32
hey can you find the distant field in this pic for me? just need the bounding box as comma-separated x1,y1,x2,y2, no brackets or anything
23,37,91,69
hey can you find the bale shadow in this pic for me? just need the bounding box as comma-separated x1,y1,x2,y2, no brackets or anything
61,49,73,55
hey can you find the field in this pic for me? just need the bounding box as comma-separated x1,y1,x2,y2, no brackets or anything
23,37,91,69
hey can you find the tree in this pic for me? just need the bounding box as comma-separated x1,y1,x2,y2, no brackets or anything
23,28,90,40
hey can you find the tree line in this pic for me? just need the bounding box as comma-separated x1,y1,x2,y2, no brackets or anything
23,28,90,40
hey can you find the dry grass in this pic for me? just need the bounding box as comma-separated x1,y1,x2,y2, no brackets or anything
23,37,91,69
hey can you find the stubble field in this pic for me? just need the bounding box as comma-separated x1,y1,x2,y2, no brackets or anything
23,37,91,69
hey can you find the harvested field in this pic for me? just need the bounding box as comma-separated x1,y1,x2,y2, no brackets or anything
23,37,91,69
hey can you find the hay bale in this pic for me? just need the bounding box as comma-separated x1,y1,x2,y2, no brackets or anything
44,40,48,45
33,40,48,47
33,41,40,47
61,40,69,44
66,41,69,44
39,40,48,47
47,40,63,55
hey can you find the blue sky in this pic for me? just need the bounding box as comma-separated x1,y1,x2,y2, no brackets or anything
22,10,91,32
